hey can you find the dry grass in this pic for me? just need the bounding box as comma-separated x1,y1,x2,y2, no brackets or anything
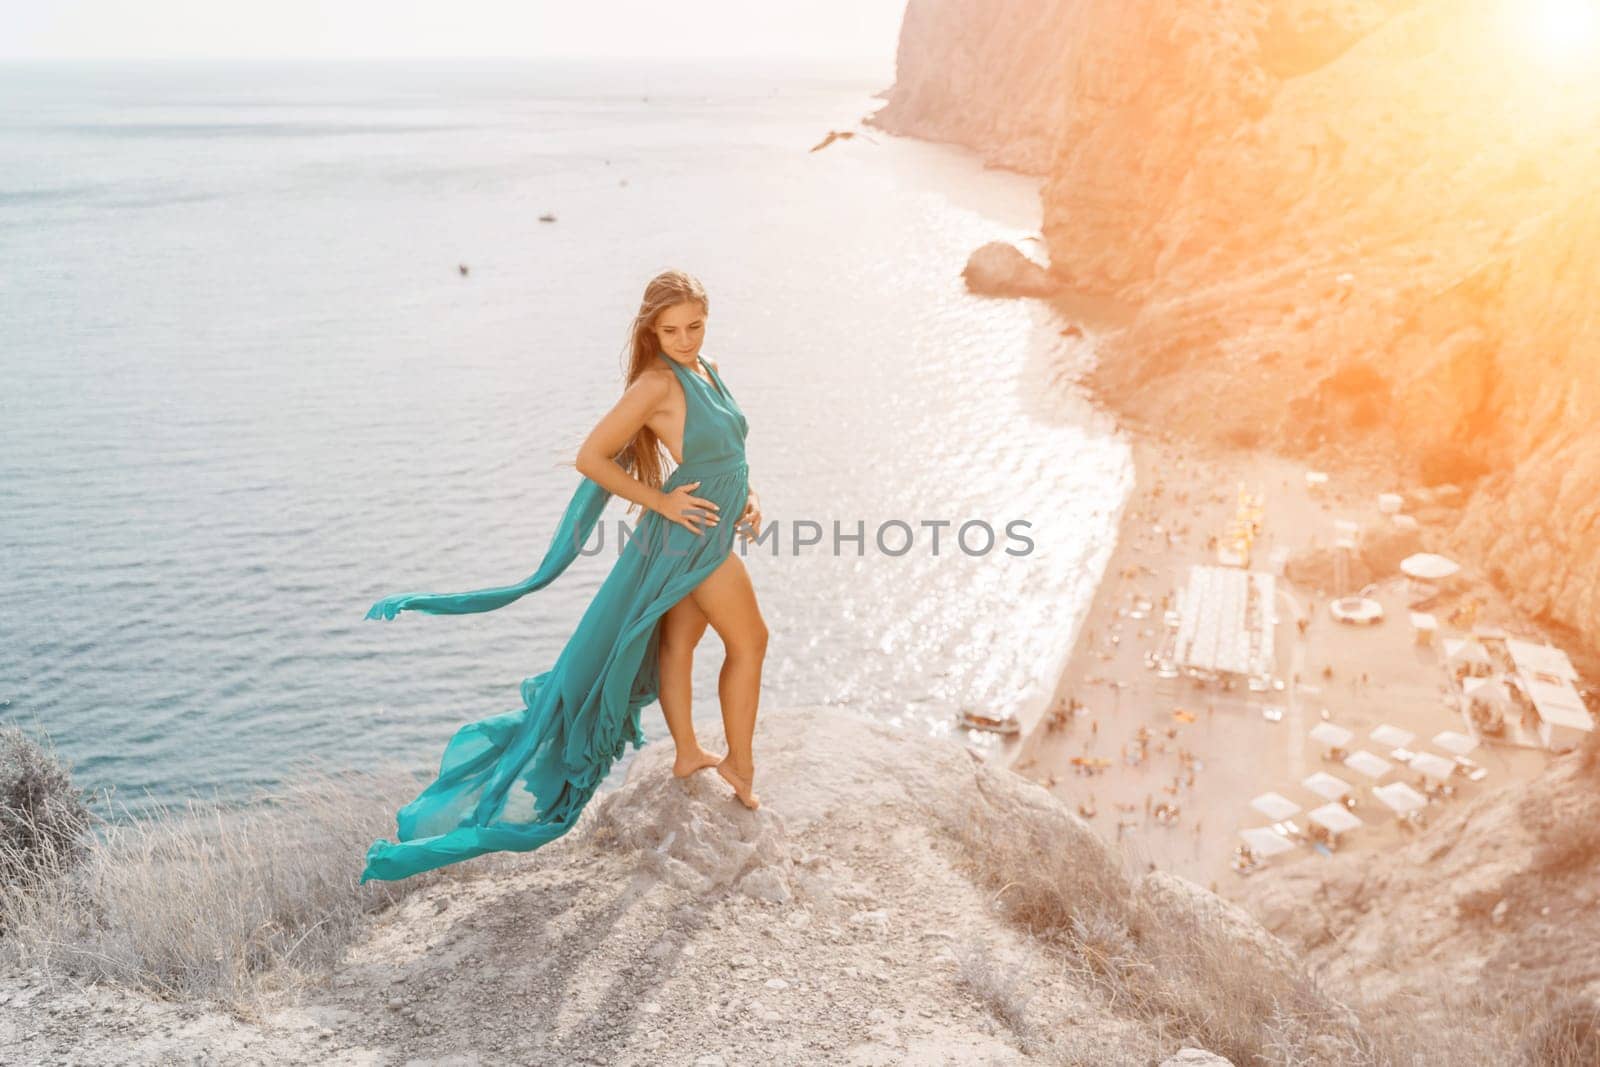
1531,815,1600,877
952,938,1040,1047
0,766,495,1018
953,938,1151,1067
1516,993,1600,1067
933,762,1566,1066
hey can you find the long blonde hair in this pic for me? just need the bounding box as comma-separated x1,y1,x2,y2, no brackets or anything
614,269,710,514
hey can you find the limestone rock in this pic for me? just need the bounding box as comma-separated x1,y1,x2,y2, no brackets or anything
1160,1048,1235,1067
962,241,1059,297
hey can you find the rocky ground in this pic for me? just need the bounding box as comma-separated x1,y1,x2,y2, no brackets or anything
3,706,1261,1066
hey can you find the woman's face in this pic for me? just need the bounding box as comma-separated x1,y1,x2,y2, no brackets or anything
652,301,706,362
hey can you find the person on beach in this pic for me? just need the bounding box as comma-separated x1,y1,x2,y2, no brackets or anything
359,269,768,883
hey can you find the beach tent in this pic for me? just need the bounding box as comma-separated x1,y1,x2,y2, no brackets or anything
1302,771,1354,802
1239,827,1296,858
1310,722,1354,749
1343,750,1393,780
1370,723,1416,749
1373,781,1428,816
1410,752,1456,783
1523,676,1595,753
1308,803,1363,836
1250,792,1301,821
1431,730,1479,756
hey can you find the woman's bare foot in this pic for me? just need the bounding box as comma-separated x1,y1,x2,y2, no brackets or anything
672,745,724,779
715,756,761,809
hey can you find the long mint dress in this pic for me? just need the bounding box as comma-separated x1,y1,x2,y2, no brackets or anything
359,351,750,883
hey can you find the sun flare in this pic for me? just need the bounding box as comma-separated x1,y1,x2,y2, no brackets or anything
1520,0,1600,70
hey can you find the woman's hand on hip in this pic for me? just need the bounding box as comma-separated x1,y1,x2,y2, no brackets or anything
738,491,763,543
657,481,720,536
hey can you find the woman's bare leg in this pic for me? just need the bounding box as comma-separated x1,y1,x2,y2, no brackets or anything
658,594,722,777
689,552,768,809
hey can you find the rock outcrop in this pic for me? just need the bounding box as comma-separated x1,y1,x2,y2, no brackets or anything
962,241,1060,297
5,707,1319,1065
866,0,1081,174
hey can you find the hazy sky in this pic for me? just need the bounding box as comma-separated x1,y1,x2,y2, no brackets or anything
1,1,908,61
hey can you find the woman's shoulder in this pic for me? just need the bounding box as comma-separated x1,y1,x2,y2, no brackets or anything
629,364,676,400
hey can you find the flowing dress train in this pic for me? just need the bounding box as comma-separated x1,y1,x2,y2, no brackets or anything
359,351,750,882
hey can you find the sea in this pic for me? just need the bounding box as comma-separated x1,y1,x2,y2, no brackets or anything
0,57,1133,812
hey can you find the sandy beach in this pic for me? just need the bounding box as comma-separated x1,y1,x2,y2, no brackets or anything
1008,410,1576,897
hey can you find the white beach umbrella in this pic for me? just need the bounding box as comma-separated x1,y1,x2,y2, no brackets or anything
1370,723,1416,748
1310,722,1354,748
1302,771,1354,802
1410,752,1457,783
1373,781,1428,816
1250,792,1302,821
1400,553,1460,581
1343,750,1393,780
1432,730,1479,756
1308,803,1363,834
1239,827,1296,857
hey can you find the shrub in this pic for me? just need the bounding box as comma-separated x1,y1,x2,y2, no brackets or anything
0,767,499,1015
0,725,92,889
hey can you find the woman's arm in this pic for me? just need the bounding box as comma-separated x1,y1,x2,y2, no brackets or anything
575,373,673,514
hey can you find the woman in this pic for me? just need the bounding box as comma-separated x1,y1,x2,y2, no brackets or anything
360,269,768,884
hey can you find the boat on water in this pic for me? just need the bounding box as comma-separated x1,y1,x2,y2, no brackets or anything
958,708,1020,737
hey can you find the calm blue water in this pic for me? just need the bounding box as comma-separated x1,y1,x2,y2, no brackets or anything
0,58,1131,810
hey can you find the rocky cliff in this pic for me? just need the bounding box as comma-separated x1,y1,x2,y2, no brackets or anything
866,0,1080,174
869,0,1600,660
